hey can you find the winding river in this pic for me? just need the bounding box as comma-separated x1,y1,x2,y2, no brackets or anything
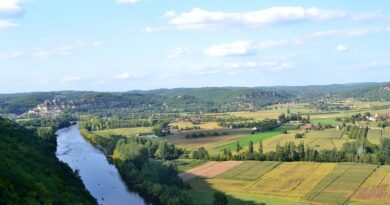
56,125,148,205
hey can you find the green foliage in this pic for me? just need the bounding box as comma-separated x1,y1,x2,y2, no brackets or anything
192,147,209,160
0,117,96,205
295,133,304,139
220,119,279,130
213,191,228,205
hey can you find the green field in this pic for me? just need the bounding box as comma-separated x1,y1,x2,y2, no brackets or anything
214,126,296,154
92,127,153,137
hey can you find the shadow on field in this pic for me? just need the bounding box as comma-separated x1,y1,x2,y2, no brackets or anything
183,173,262,205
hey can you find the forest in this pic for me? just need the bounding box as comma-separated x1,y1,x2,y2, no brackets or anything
0,117,96,205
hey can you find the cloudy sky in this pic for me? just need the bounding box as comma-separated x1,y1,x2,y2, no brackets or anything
0,0,390,93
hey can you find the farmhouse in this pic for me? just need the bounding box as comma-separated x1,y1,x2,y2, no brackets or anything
301,123,313,130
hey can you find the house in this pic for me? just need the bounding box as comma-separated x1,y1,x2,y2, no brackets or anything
301,123,313,130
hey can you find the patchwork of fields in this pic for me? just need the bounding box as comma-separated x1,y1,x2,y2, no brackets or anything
182,161,390,205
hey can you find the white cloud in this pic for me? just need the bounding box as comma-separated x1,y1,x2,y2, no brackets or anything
0,19,18,30
204,40,287,57
116,0,140,4
336,44,348,52
0,0,23,16
113,72,146,79
163,10,176,18
0,0,27,31
168,7,346,30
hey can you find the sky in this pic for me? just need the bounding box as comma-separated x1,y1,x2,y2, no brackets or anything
0,0,390,93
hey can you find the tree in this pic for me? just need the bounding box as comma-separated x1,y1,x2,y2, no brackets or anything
213,191,228,205
381,138,390,164
236,140,241,153
297,142,305,160
259,140,263,155
295,133,304,139
278,113,287,123
248,140,254,153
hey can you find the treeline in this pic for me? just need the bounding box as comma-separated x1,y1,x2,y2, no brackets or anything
0,117,96,205
219,119,279,130
191,130,390,165
81,117,153,131
80,128,193,205
278,113,310,124
335,112,372,123
185,131,229,139
17,113,77,130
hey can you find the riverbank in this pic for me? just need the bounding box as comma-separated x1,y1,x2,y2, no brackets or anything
56,125,148,205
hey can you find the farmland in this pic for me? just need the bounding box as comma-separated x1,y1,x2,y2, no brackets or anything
182,161,389,205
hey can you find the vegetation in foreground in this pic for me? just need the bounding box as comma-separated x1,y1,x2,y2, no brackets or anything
0,117,96,205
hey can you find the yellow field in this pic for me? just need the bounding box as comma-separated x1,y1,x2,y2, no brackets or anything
198,122,221,129
367,129,383,144
260,129,351,152
248,162,335,197
170,121,221,129
184,161,390,205
351,166,390,203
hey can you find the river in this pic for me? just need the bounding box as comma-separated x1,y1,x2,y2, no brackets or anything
56,125,148,205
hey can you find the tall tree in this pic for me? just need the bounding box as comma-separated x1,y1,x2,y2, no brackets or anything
236,140,241,153
248,140,254,153
259,140,264,155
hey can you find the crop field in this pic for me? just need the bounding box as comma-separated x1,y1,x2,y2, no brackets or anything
214,126,296,154
367,129,383,144
216,161,280,181
310,117,338,125
248,162,335,197
179,161,242,182
350,166,390,204
92,127,153,137
261,129,351,152
305,163,376,205
170,121,222,129
383,127,390,138
182,161,389,205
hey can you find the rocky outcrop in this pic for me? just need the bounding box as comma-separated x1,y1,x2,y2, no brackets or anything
25,97,75,117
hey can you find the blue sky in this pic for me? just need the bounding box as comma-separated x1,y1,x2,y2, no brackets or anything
0,0,389,93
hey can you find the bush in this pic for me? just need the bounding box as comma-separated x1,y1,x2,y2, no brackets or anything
295,133,304,139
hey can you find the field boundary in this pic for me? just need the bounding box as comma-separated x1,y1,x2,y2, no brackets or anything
306,164,354,201
343,166,377,204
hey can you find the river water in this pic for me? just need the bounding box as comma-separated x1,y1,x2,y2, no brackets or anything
56,125,147,205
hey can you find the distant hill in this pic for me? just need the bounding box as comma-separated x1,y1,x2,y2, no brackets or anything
0,82,388,115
